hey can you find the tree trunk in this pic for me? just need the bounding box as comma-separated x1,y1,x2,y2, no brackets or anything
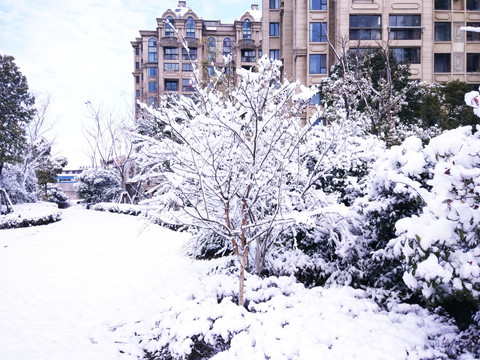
238,245,249,307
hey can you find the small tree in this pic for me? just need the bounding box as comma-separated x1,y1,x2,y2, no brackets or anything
77,168,123,204
36,156,68,198
0,54,36,186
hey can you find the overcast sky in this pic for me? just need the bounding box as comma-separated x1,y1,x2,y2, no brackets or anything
0,0,257,168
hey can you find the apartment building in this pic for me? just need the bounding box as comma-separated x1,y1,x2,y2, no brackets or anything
132,1,480,110
262,0,480,102
131,1,262,109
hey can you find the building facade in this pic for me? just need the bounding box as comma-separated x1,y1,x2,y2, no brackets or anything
131,1,262,109
132,1,480,109
262,0,480,97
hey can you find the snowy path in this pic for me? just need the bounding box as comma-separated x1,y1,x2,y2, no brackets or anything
0,207,198,360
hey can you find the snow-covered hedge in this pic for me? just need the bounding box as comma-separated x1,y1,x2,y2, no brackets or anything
388,126,480,305
0,202,61,229
91,202,141,216
111,267,462,360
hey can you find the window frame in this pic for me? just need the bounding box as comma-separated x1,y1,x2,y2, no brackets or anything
434,0,451,10
241,49,256,62
270,0,279,9
349,15,382,41
467,0,480,11
309,22,328,42
388,15,422,40
223,37,232,56
269,49,280,60
164,80,178,91
148,81,158,92
186,17,195,37
434,22,451,42
164,47,179,61
270,22,280,37
391,48,421,64
467,53,480,72
310,0,327,10
165,16,175,37
182,47,197,60
148,67,158,77
309,54,327,74
434,53,451,73
164,63,179,71
148,38,157,63
243,19,252,39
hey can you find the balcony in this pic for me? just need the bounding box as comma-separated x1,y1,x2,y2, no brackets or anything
184,37,199,48
239,38,256,50
160,36,181,47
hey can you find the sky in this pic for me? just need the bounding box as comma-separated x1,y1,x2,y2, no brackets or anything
0,0,259,168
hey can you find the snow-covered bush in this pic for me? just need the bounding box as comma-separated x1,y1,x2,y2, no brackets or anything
0,202,61,229
76,168,123,204
91,202,141,216
111,266,460,360
1,164,38,204
43,185,69,208
388,127,480,307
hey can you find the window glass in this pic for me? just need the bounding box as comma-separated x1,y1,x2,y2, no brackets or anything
270,0,279,9
392,48,421,64
148,38,157,62
310,23,327,42
182,63,193,71
182,79,195,91
270,23,280,36
309,54,327,74
164,47,179,60
434,53,451,72
223,38,232,55
467,0,480,10
434,22,451,41
310,0,327,10
165,16,175,36
434,0,451,10
241,50,256,62
164,63,179,71
182,48,197,60
207,37,216,62
389,15,421,40
148,81,158,92
349,15,382,40
148,67,158,77
165,80,178,91
186,17,195,37
269,49,279,60
467,23,480,41
243,20,252,39
467,53,480,71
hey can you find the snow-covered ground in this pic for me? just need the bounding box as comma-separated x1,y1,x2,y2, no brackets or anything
0,205,464,359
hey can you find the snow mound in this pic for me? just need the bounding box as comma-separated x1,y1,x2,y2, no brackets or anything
0,202,61,229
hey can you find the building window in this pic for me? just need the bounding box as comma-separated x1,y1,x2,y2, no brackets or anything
148,97,157,107
223,38,232,56
148,67,157,77
392,48,421,64
269,49,280,60
182,79,195,91
135,62,140,70
309,54,327,74
135,48,140,56
467,53,480,71
136,90,140,98
389,15,421,40
243,19,252,39
434,22,451,41
434,53,451,72
435,0,451,10
182,48,197,60
467,0,480,11
165,80,178,91
148,38,157,63
148,81,158,92
310,22,327,42
165,16,175,37
207,66,215,76
164,47,179,60
310,0,327,10
186,17,195,37
164,63,179,71
349,15,382,40
241,49,256,62
207,37,216,62
270,0,279,9
136,75,139,84
182,63,193,71
270,23,279,36
309,92,321,105
467,23,480,41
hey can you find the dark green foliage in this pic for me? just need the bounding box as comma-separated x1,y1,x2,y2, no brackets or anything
0,54,36,180
77,168,123,204
36,156,68,197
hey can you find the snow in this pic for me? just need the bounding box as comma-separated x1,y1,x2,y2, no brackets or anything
0,204,464,359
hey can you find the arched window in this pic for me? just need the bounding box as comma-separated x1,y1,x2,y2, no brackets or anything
165,16,175,36
243,19,252,39
186,17,195,37
223,37,232,56
148,38,157,62
207,37,216,62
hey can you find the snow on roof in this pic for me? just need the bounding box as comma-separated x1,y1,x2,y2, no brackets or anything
173,6,189,17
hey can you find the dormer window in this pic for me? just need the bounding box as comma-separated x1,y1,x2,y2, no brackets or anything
186,17,195,37
243,19,252,39
165,16,175,36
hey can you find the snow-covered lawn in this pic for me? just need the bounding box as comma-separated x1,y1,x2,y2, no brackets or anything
0,205,464,359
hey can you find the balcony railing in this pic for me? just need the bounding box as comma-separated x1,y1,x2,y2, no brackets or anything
239,39,256,50
160,36,180,47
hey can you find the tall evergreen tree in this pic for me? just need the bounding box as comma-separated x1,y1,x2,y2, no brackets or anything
0,54,36,185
